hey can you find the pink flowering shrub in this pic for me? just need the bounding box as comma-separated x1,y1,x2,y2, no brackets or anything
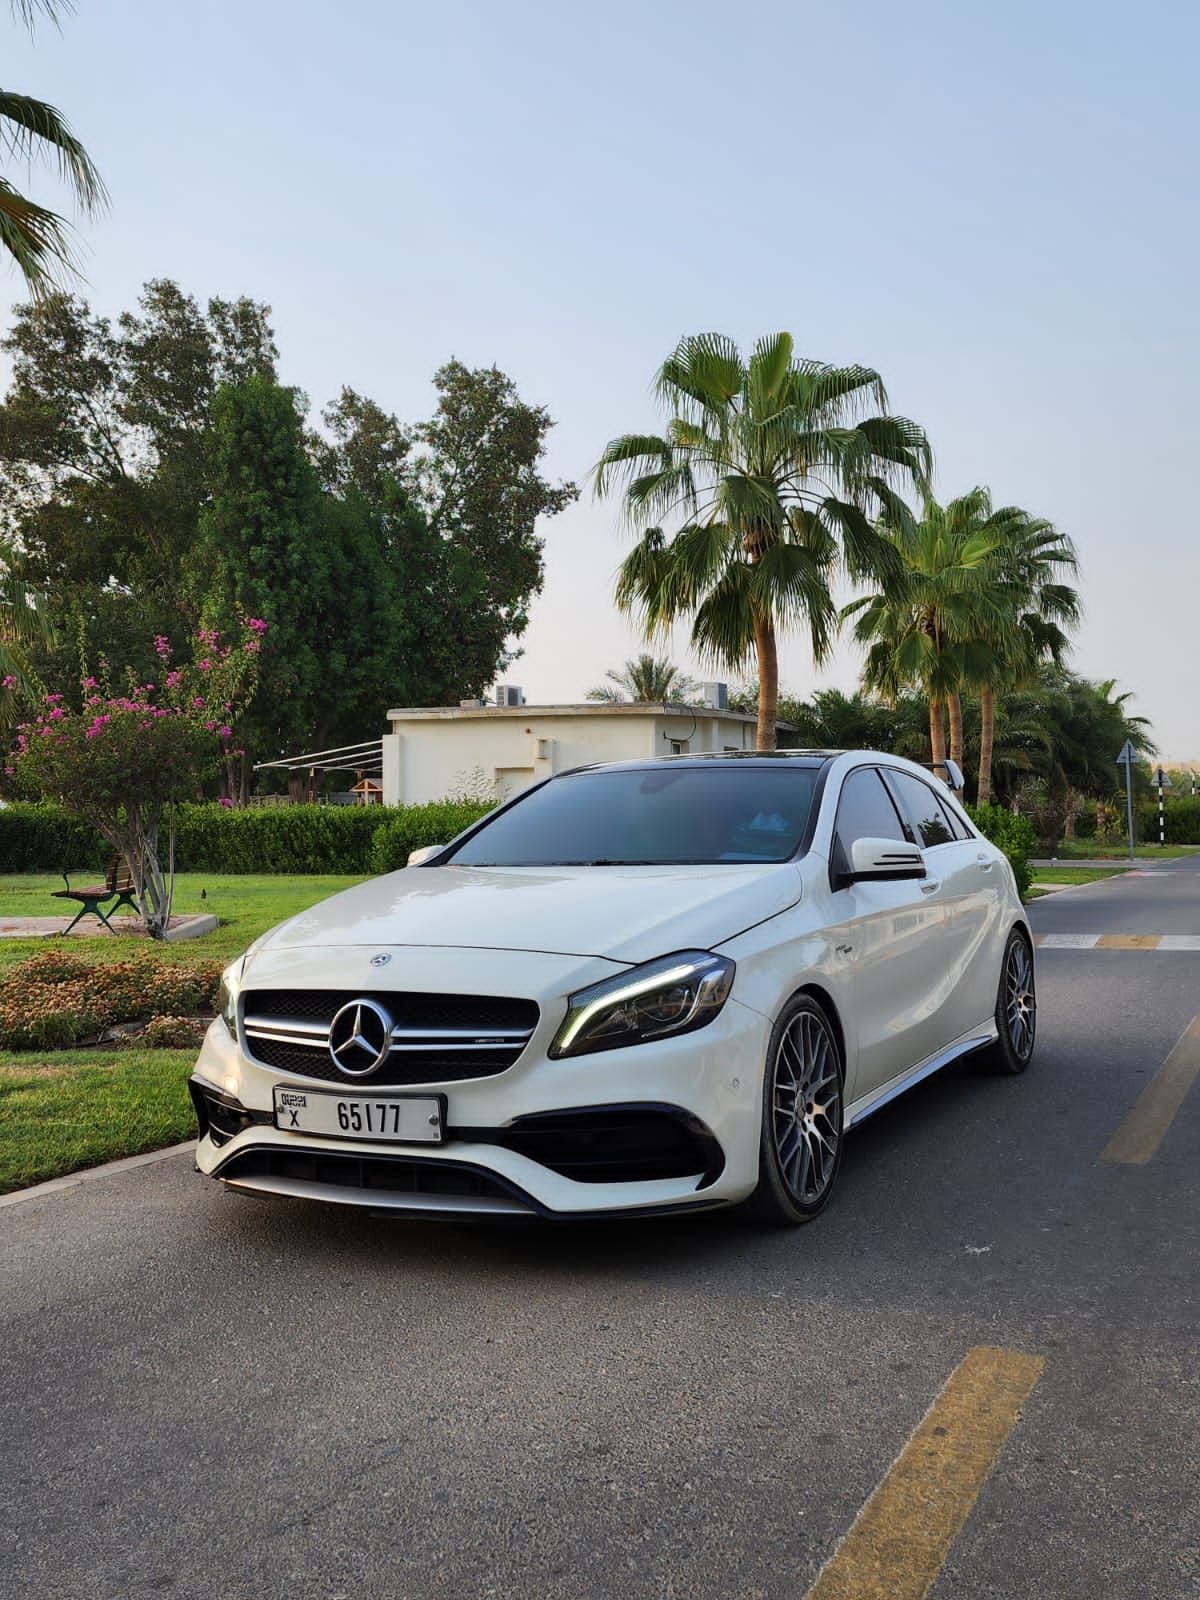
9,621,263,937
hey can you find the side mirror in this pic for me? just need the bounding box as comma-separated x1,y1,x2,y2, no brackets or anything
406,844,445,867
847,836,926,882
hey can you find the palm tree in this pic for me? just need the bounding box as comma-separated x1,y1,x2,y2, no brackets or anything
974,514,1079,804
0,540,51,727
1,1,106,298
593,332,930,749
845,489,1006,769
586,654,699,704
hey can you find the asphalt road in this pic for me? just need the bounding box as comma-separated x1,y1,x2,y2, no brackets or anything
3,863,1199,1600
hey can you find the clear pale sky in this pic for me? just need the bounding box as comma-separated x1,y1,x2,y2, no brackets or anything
5,0,1197,754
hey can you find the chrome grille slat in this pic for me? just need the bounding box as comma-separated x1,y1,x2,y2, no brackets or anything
240,988,540,1087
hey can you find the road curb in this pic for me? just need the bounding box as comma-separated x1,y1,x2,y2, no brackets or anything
0,1140,197,1209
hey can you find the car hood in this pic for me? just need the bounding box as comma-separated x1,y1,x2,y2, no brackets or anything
252,863,802,965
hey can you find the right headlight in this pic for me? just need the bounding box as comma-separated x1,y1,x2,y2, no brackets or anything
218,959,243,1043
549,950,735,1060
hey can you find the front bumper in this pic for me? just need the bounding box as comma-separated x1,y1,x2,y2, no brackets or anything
189,977,769,1218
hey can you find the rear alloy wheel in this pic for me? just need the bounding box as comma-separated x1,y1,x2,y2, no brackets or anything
748,995,844,1225
987,930,1037,1074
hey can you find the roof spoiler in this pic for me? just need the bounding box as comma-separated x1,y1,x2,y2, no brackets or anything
926,758,965,793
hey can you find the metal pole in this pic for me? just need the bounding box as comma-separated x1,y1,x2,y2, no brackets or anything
1125,760,1135,862
1159,773,1165,847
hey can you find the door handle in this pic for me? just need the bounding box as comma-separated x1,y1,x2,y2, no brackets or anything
977,860,994,871
920,880,941,895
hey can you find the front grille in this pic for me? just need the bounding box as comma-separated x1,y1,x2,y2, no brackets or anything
241,988,539,1087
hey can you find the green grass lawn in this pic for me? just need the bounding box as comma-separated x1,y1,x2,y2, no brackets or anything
1039,841,1199,861
0,871,366,973
0,873,365,1192
0,1047,198,1193
1027,865,1125,897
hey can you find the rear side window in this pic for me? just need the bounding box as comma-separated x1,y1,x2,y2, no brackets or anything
936,792,974,841
884,770,956,848
833,768,908,854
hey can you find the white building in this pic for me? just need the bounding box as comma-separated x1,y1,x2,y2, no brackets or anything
380,700,772,807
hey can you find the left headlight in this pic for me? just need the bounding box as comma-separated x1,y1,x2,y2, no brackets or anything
549,950,735,1060
218,959,243,1043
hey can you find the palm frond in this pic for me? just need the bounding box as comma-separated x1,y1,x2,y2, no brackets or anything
11,0,72,29
0,91,106,212
656,333,744,418
689,562,757,669
747,332,794,414
0,176,70,297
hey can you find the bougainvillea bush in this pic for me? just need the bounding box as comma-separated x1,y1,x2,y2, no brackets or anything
0,951,223,1051
9,621,263,936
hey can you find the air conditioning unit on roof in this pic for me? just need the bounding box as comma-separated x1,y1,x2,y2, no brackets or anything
702,681,729,711
494,684,525,707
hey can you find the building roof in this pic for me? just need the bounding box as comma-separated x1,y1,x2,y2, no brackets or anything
386,701,787,727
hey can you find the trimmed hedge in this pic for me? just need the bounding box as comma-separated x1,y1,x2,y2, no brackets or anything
1137,797,1200,845
0,803,108,873
0,798,497,876
966,803,1036,900
369,801,495,873
172,803,385,873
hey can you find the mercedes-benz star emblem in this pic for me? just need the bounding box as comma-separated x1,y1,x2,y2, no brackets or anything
370,953,392,968
328,998,394,1078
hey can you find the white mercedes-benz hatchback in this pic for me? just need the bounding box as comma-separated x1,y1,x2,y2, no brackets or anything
190,751,1035,1225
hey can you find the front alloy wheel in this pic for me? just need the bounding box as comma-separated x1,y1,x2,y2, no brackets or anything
748,996,844,1225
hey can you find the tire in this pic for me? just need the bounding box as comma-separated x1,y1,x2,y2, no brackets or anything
986,929,1037,1075
746,994,845,1225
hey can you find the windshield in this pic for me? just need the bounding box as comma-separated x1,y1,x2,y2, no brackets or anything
446,766,820,867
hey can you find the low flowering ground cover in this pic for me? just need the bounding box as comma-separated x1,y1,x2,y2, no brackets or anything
0,950,223,1050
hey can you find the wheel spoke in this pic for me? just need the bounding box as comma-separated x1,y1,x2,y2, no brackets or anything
1002,942,1036,1060
794,1136,812,1196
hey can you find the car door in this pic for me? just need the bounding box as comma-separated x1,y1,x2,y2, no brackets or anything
881,768,999,1044
827,766,950,1102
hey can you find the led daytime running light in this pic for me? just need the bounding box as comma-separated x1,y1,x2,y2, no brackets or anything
555,960,700,1056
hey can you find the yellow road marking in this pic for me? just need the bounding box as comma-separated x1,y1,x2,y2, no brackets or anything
1101,1014,1200,1164
805,1347,1044,1600
1095,933,1161,949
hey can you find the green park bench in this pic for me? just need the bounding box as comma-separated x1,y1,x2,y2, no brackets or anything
52,855,139,935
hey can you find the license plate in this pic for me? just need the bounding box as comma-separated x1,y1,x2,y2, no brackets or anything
273,1086,445,1144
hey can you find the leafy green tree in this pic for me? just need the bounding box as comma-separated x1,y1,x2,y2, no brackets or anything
195,377,331,775
313,386,411,500
0,281,278,668
0,1,105,297
586,654,699,703
0,289,577,756
415,361,578,692
594,332,930,749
